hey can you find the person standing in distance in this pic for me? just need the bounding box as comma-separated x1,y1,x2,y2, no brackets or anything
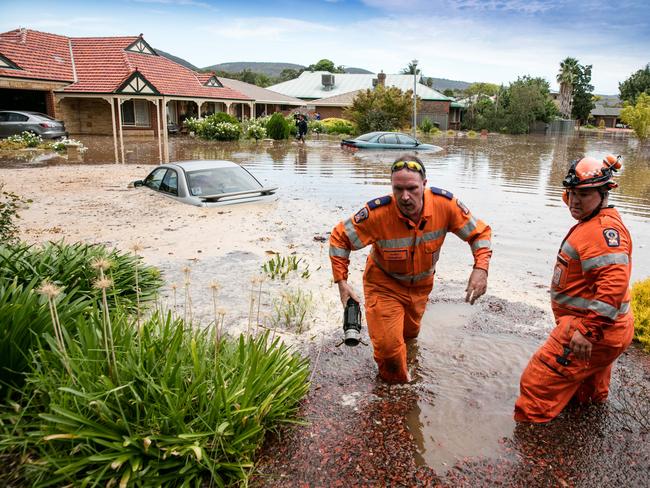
329,154,493,383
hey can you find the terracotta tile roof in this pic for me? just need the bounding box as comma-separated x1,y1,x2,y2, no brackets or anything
0,28,74,81
0,28,250,101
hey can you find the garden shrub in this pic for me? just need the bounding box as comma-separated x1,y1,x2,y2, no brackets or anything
183,113,242,141
321,117,355,135
205,111,239,125
2,310,310,486
309,120,325,134
266,113,290,140
243,119,267,140
0,241,162,394
632,278,650,353
0,184,30,244
419,118,434,134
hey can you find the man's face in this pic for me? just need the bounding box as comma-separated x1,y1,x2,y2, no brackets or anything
567,187,602,220
391,169,427,221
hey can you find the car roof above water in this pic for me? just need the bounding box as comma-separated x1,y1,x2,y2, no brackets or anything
168,160,240,172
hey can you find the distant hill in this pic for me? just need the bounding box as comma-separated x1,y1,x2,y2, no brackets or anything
425,77,472,92
155,49,199,71
345,67,373,74
203,62,305,77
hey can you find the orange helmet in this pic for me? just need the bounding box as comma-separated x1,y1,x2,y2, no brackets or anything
563,154,621,190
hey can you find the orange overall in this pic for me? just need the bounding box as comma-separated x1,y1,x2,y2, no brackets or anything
514,207,634,422
330,188,492,383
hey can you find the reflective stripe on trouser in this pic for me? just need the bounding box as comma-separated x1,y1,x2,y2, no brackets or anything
363,274,430,384
514,315,634,423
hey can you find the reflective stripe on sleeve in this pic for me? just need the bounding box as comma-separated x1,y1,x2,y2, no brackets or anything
561,241,579,260
329,245,351,258
455,216,477,240
551,291,630,320
581,253,629,272
343,218,364,250
471,239,491,252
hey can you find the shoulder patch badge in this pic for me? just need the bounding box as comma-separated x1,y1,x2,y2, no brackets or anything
603,228,620,247
367,195,391,209
430,186,453,200
456,199,470,215
354,207,369,223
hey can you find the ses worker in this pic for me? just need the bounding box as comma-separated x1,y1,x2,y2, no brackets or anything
515,155,634,422
329,154,493,383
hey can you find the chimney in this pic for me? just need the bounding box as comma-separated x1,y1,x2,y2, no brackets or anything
377,70,386,86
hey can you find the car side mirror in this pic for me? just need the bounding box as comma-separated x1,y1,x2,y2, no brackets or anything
132,180,144,187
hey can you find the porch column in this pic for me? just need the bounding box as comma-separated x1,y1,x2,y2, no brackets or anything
225,102,232,116
162,97,170,163
155,98,162,164
249,102,255,119
109,97,119,164
117,98,125,164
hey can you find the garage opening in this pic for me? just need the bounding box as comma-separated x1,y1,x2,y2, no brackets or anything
0,88,47,113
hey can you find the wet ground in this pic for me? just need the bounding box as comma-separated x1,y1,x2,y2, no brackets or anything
1,131,649,486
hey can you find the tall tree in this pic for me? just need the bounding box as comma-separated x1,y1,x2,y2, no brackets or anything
619,64,650,104
620,92,650,140
571,64,595,123
400,62,420,75
557,57,579,118
345,86,415,133
307,59,345,73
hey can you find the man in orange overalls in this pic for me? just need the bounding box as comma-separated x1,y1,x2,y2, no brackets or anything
514,155,634,422
329,154,492,383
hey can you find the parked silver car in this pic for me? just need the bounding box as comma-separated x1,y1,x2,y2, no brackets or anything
131,160,278,207
0,110,68,139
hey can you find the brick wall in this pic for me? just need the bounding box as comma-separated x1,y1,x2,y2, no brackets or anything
314,106,346,119
56,97,159,136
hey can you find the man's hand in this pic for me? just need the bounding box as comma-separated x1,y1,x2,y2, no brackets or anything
337,280,361,307
570,329,592,361
465,268,488,305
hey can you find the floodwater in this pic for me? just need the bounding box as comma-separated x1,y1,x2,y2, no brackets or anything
2,131,649,479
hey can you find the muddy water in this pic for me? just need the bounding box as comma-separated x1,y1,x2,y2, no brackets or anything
407,301,538,472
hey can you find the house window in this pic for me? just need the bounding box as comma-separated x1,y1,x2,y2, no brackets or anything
122,100,150,127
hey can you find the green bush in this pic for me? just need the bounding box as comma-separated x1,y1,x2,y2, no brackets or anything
632,278,650,353
6,131,43,148
309,120,325,134
0,279,89,394
243,119,267,140
183,113,242,141
321,117,355,135
2,310,310,486
0,242,162,312
266,113,290,140
419,118,434,134
0,184,30,244
0,242,162,395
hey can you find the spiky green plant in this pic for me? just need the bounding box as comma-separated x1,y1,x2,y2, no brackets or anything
1,310,310,487
0,241,162,313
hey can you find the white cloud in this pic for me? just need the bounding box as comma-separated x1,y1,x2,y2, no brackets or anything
201,17,335,40
132,0,215,9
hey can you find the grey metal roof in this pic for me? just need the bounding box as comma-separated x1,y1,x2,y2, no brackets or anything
590,105,621,117
310,89,365,106
218,77,306,106
267,71,450,101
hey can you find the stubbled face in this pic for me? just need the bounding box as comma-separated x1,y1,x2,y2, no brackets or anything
391,169,427,221
567,187,603,220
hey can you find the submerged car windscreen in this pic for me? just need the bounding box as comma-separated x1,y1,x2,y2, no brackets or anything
187,167,261,196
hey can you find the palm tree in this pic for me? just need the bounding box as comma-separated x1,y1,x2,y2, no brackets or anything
557,57,579,119
401,62,420,75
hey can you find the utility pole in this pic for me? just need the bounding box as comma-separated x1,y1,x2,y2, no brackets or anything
412,59,418,139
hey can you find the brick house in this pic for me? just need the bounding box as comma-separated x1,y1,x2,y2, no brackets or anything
0,28,258,162
267,71,453,129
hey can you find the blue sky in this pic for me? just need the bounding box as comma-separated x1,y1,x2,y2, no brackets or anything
1,0,648,94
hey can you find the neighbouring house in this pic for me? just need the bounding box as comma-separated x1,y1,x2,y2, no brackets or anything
0,28,262,162
590,105,622,128
217,77,306,117
267,71,453,130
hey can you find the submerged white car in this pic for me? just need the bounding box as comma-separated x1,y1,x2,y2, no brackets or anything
132,160,278,207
